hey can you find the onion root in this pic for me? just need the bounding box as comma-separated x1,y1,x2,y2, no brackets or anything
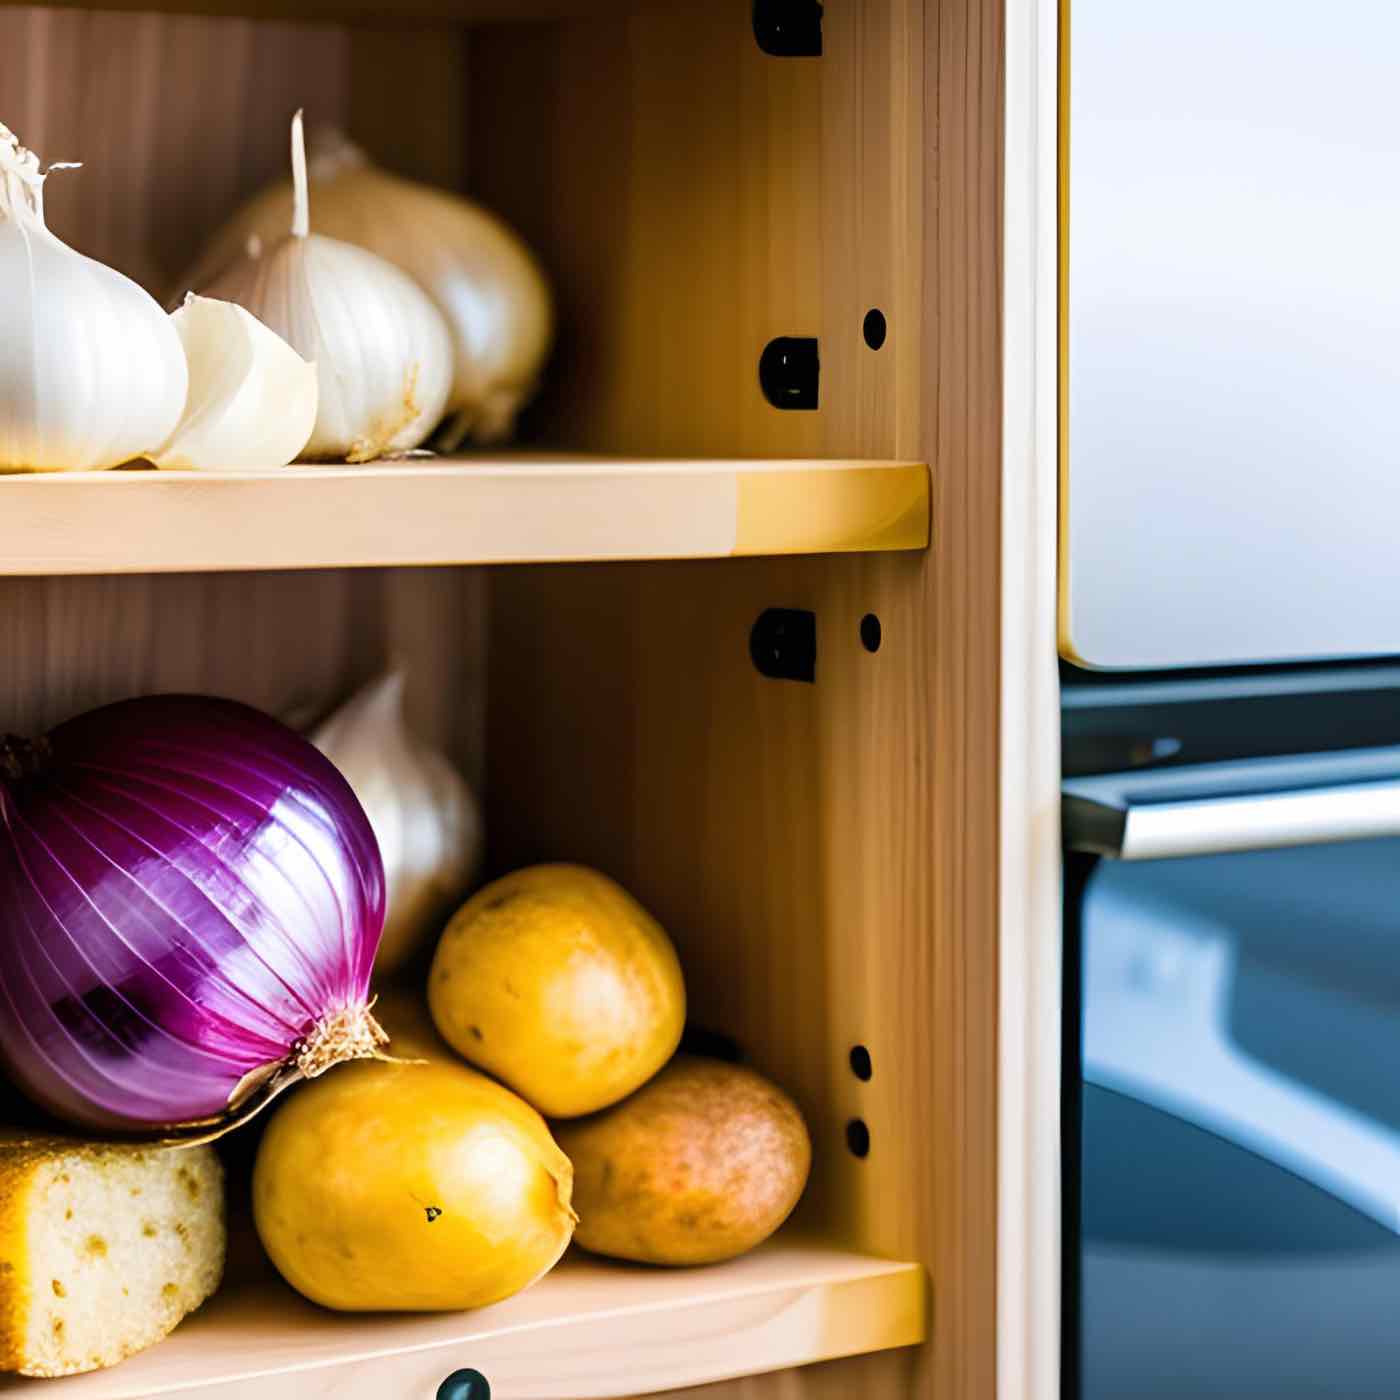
293,1002,391,1080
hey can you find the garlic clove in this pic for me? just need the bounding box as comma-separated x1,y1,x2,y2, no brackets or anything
275,236,452,463
150,294,317,471
0,124,187,473
312,672,482,977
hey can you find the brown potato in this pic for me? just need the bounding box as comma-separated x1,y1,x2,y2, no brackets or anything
554,1055,811,1266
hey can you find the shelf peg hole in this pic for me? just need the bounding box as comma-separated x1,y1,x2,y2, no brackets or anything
849,1045,873,1081
438,1369,490,1400
862,308,887,350
846,1118,871,1158
860,614,882,653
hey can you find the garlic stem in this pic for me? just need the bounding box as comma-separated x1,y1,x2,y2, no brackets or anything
291,108,309,240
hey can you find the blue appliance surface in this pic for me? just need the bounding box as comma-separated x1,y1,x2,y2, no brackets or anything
1078,840,1400,1397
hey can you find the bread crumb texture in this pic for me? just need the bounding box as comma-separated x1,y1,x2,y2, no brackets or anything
0,1134,224,1377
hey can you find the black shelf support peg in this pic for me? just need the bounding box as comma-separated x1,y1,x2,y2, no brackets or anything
758,337,819,411
753,0,824,56
750,608,817,683
437,1369,490,1400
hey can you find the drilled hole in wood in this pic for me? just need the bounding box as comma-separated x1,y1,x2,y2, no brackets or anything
846,1118,871,1158
860,614,882,653
849,1045,873,1081
862,308,887,350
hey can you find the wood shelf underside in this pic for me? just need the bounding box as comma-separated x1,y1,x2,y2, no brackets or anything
0,1238,927,1399
0,459,930,575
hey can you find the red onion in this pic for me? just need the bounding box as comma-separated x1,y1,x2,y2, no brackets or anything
0,695,386,1134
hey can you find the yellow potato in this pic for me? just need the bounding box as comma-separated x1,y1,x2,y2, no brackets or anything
252,1002,575,1312
554,1055,811,1266
428,864,686,1117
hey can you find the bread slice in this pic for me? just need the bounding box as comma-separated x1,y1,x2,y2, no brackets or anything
0,1137,224,1377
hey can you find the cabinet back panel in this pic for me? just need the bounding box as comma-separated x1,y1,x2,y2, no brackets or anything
1,7,350,293
0,568,486,789
0,7,466,299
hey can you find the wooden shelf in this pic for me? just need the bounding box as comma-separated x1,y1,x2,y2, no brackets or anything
0,458,929,576
0,1237,926,1399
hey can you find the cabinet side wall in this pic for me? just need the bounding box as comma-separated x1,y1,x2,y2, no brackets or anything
480,3,1004,1398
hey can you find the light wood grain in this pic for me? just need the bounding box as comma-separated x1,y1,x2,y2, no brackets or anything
480,7,1005,1400
0,566,487,791
0,1238,925,1399
1,7,472,296
1,8,349,295
0,459,929,575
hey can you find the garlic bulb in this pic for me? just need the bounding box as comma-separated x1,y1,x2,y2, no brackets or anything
179,126,552,448
151,295,317,470
196,112,452,463
313,672,482,976
0,123,187,472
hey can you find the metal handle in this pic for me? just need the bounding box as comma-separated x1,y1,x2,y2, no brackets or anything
1063,745,1400,859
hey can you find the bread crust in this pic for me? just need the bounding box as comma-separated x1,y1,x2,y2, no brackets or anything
0,1140,38,1372
0,1134,225,1377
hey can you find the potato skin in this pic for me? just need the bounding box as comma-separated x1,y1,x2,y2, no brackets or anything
554,1056,811,1266
428,864,686,1118
253,1027,575,1311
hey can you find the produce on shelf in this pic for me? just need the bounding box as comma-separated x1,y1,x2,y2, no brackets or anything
0,695,387,1134
0,1137,223,1377
193,112,452,463
253,990,576,1311
313,673,482,976
555,1055,811,1266
428,864,686,1118
151,294,317,471
179,125,552,448
0,122,187,473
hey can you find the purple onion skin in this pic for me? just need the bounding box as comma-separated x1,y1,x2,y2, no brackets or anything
0,695,385,1132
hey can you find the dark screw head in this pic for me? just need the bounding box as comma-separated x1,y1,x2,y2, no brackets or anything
849,1045,873,1081
860,614,882,653
862,308,887,350
438,1369,490,1400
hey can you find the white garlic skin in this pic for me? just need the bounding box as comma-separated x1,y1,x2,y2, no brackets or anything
313,673,482,976
152,295,317,471
0,132,187,472
178,130,552,447
200,234,452,463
